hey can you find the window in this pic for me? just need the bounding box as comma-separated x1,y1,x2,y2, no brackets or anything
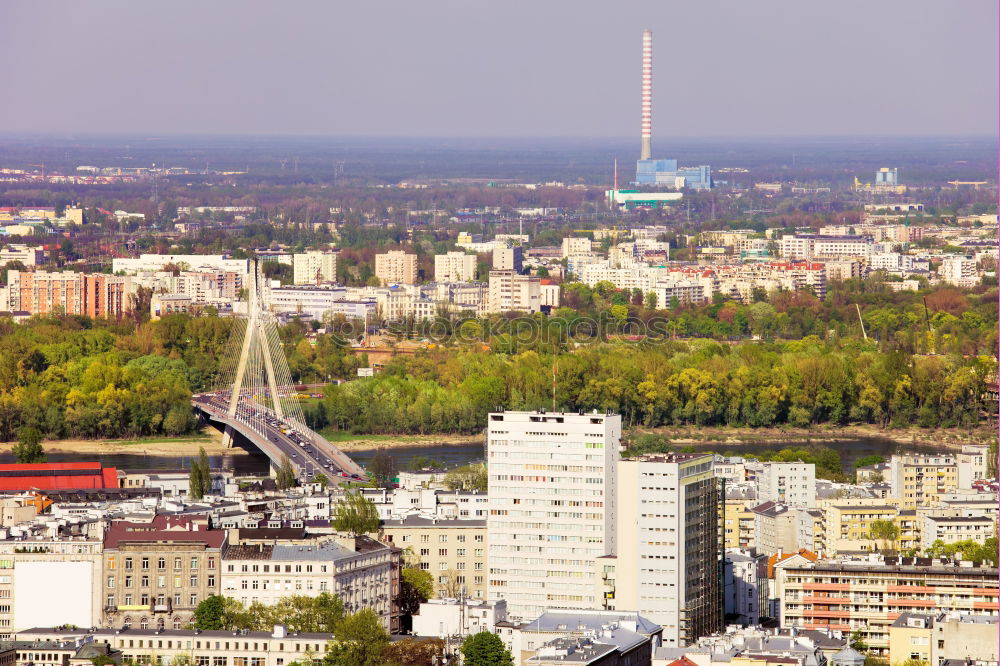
158,576,166,588
107,576,115,589
190,575,198,587
207,575,215,587
157,558,166,570
438,535,448,543
191,594,198,606
191,557,199,570
106,594,114,609
207,557,216,569
420,535,429,543
174,558,182,571
124,594,133,605
174,594,181,606
125,576,133,588
141,575,149,587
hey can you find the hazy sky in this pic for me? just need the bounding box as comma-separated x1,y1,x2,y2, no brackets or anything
2,1,996,137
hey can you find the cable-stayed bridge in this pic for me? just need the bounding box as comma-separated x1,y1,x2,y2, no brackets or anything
191,260,366,483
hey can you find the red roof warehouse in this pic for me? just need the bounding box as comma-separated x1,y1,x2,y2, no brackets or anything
0,462,119,491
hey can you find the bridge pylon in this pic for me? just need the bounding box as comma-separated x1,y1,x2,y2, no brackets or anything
215,258,309,454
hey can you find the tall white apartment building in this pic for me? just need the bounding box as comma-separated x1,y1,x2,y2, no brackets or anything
293,250,338,285
561,237,592,258
938,255,978,286
492,246,523,272
487,410,621,622
374,250,418,285
754,462,816,507
487,270,540,314
609,454,722,646
434,251,476,282
112,254,248,274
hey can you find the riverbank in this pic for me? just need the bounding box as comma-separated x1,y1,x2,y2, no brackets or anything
625,424,995,450
319,431,484,451
0,429,246,457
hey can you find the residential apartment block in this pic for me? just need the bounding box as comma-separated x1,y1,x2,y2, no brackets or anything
292,250,338,285
487,270,541,314
221,533,399,631
780,556,999,658
434,251,476,282
101,516,225,631
380,517,487,600
604,454,722,646
487,411,621,622
374,250,418,285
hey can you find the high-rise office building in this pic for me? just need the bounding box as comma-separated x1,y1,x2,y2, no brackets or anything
605,454,723,646
487,410,621,622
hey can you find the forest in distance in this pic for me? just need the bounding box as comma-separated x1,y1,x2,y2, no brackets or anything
0,278,993,445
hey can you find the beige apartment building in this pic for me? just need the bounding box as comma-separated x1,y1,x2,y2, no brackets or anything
724,500,755,550
819,501,900,555
889,454,959,508
380,517,487,600
221,533,401,632
780,557,999,658
101,517,225,630
374,250,418,285
888,612,998,665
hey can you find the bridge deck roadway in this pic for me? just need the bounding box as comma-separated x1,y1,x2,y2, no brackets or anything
192,397,367,483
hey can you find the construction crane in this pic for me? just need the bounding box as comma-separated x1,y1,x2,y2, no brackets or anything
28,164,46,180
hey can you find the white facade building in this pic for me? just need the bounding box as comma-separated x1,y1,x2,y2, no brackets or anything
412,598,506,638
561,237,592,258
486,410,621,622
434,252,477,282
609,454,720,646
112,254,248,274
939,255,979,286
293,251,338,285
0,244,44,266
487,270,541,314
724,551,760,627
755,462,816,508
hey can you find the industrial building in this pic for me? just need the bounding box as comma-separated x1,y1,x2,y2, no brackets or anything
633,30,712,190
0,462,119,492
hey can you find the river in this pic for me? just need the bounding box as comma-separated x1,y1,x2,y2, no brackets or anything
19,436,942,476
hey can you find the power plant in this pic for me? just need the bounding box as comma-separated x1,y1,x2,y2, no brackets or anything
634,29,713,190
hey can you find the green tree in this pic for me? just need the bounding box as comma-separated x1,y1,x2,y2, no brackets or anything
188,460,205,499
380,637,446,666
310,473,330,488
332,491,380,536
368,448,397,488
869,519,900,554
854,455,886,469
400,567,435,615
276,455,297,490
193,595,226,630
849,629,868,652
324,608,390,666
461,631,513,666
199,447,212,494
443,463,488,492
13,426,46,463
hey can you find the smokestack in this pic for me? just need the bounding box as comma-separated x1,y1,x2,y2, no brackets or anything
640,29,653,161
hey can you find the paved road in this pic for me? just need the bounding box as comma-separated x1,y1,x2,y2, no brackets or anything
192,393,367,483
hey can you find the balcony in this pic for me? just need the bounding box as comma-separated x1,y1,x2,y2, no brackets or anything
803,595,850,604
153,601,172,613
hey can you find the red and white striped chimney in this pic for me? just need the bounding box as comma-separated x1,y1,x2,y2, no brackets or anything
640,29,653,161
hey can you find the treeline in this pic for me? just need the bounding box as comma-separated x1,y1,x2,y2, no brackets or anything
0,313,361,441
312,340,995,434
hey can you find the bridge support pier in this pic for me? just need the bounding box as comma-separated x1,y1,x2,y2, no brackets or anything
221,425,236,449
